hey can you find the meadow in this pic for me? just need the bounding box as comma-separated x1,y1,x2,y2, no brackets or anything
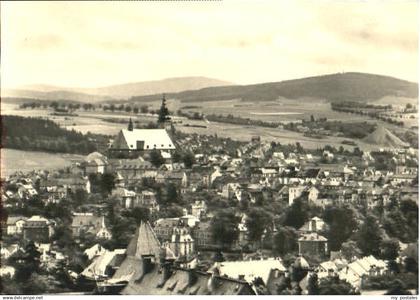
1,148,83,178
2,95,417,152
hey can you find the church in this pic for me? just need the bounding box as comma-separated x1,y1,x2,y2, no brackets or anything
109,121,176,157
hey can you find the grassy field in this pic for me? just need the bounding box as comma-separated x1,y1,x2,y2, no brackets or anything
2,98,416,152
150,97,373,123
1,149,84,178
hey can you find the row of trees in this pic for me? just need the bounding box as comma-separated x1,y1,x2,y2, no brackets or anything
331,102,405,127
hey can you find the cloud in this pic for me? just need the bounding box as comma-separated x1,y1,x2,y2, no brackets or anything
1,0,418,88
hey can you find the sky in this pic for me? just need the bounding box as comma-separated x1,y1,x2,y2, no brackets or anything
1,0,418,88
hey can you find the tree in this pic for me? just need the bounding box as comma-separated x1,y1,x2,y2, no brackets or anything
10,241,41,282
318,276,359,295
158,94,170,124
182,152,195,169
380,239,400,261
159,204,184,218
273,227,298,256
307,273,320,295
149,149,165,167
133,106,139,114
404,257,418,274
340,240,362,261
125,106,132,113
284,198,309,229
140,105,149,114
165,183,178,204
245,208,272,243
100,173,116,195
172,150,182,163
210,209,240,248
323,205,358,251
130,206,150,224
356,214,383,257
385,279,412,295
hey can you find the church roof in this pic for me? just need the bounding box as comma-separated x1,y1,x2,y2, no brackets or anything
126,221,161,258
111,129,175,151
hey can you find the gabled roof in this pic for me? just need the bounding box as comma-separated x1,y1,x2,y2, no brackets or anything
111,129,175,151
126,221,161,258
298,232,328,242
6,216,28,225
214,258,286,284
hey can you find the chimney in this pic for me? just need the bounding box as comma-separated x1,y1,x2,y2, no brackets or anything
142,255,154,274
188,268,198,286
163,262,172,281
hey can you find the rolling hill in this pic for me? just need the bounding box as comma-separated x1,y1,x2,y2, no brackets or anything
362,126,409,149
2,88,113,103
4,77,232,102
129,72,418,104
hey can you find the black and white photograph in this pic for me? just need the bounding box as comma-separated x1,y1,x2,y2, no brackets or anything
0,0,418,297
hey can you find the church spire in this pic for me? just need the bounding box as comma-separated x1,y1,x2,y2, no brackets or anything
128,117,133,131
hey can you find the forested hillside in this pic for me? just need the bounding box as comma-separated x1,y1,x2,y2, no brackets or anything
129,72,418,103
1,115,99,154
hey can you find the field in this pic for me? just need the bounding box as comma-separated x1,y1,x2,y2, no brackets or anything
2,96,417,152
146,97,373,123
1,149,83,178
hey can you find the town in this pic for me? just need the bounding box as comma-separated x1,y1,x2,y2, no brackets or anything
1,96,418,295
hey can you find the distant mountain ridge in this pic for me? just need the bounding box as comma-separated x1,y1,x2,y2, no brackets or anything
4,76,232,101
2,89,113,103
3,73,417,104
129,72,418,104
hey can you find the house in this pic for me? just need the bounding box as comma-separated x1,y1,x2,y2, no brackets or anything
156,171,188,187
298,233,328,257
1,244,20,260
299,217,327,233
168,227,195,258
338,256,387,288
317,258,348,279
0,266,16,278
84,244,108,260
112,187,137,208
191,200,207,219
135,190,159,212
6,216,28,235
81,248,127,280
23,216,54,243
17,184,38,199
307,186,320,203
192,221,216,249
154,218,182,242
71,213,112,240
212,258,286,286
323,150,334,162
221,183,241,200
85,152,109,175
288,185,306,205
109,221,255,295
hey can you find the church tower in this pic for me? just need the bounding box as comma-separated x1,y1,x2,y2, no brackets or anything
128,117,134,131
